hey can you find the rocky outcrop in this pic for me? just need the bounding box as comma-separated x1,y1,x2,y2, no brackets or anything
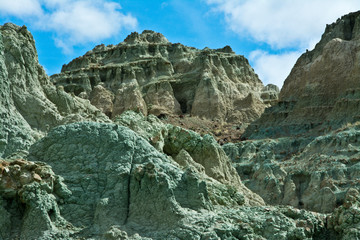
225,10,360,217
261,84,279,106
224,121,360,214
5,13,360,239
328,188,360,239
244,10,360,139
51,30,266,124
115,111,264,206
25,121,328,239
0,23,109,158
0,159,75,240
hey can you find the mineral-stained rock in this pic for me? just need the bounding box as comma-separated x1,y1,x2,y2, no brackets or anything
224,122,360,214
0,159,75,240
224,11,360,221
261,84,279,106
115,111,265,206
244,10,360,139
0,23,109,158
51,30,266,123
26,121,329,239
89,84,114,117
328,188,360,239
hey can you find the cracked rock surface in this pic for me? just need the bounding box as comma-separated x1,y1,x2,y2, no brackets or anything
0,23,109,158
51,30,268,124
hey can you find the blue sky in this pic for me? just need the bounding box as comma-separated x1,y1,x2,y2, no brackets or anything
0,0,360,88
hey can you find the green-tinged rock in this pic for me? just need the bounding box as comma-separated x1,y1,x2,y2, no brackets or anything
26,121,334,239
328,188,360,239
224,124,360,214
0,23,109,158
28,122,260,238
115,111,265,206
0,159,76,240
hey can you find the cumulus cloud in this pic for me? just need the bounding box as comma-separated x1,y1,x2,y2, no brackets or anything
249,50,302,88
0,0,43,17
206,0,360,49
206,0,360,87
0,0,138,53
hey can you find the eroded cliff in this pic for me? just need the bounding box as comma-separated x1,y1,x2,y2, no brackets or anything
51,30,268,124
0,23,109,158
244,10,360,139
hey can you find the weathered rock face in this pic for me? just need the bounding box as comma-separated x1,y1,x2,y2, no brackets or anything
261,84,280,106
244,11,360,139
225,105,360,215
0,23,109,158
0,159,75,240
5,15,360,239
222,11,360,220
328,188,360,239
25,121,329,239
51,30,266,123
115,111,264,206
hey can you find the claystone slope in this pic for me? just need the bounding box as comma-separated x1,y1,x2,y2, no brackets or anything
244,10,360,139
224,11,360,218
0,23,109,158
2,16,360,239
51,30,278,124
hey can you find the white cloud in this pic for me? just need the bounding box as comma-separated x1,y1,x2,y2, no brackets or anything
249,50,302,88
0,0,138,53
206,0,360,89
42,1,137,50
206,0,360,49
0,0,43,17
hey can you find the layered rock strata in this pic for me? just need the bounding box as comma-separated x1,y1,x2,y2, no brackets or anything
51,30,267,124
225,11,360,216
3,16,360,239
0,23,109,158
244,10,360,139
225,122,360,214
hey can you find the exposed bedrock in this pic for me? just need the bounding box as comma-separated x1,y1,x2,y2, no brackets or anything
24,121,329,239
51,30,271,124
0,23,109,158
244,10,360,139
225,123,360,214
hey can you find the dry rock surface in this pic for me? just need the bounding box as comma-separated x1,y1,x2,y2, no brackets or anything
219,12,360,239
0,23,109,158
2,10,360,239
244,11,360,139
51,30,270,124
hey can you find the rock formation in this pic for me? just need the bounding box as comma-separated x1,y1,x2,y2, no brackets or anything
51,30,268,124
222,11,360,219
115,111,264,206
3,12,360,239
0,158,74,239
224,123,360,213
23,121,327,239
0,23,109,158
244,10,360,139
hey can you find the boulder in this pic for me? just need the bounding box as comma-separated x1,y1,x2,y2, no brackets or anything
0,159,74,240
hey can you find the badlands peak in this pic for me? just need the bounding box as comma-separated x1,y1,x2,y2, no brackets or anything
52,30,274,126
